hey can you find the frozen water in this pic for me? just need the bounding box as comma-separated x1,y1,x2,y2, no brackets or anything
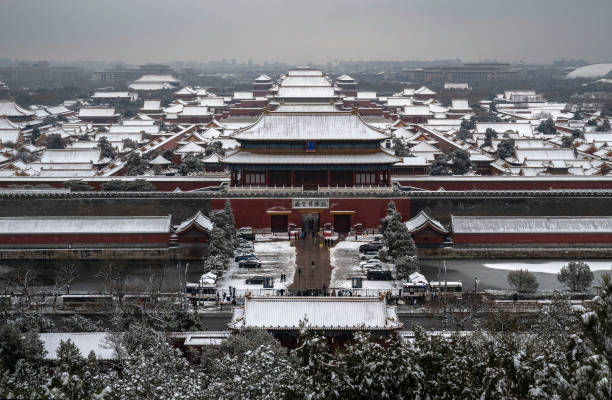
482,260,612,273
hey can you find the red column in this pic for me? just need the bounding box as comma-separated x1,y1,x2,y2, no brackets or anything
240,169,245,186
352,170,356,186
327,170,331,187
290,171,294,187
265,170,270,186
376,170,380,186
387,170,391,186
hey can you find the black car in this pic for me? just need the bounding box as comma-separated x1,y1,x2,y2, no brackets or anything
366,269,393,281
245,276,265,284
359,243,383,253
239,259,261,268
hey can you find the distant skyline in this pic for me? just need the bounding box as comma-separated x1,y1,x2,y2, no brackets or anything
1,0,611,65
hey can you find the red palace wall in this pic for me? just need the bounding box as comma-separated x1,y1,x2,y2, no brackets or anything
396,177,612,191
453,233,612,245
0,233,170,245
210,198,411,230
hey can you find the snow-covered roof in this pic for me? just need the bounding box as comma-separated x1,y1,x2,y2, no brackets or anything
133,74,179,83
450,99,470,110
280,76,331,87
515,148,575,162
356,91,377,100
182,106,210,116
386,97,413,107
254,74,272,82
336,74,355,82
223,151,399,165
0,129,20,143
233,91,254,100
199,97,225,108
401,105,432,116
176,142,206,153
475,122,533,137
0,100,35,117
78,107,117,118
405,211,448,234
566,63,612,79
92,91,132,98
232,113,389,141
142,100,161,111
415,86,436,95
277,86,335,99
150,154,172,165
46,105,71,115
39,332,119,360
273,104,339,113
0,117,19,129
0,216,171,234
229,297,402,330
287,70,323,76
40,149,101,164
109,125,159,134
128,83,176,91
452,216,612,234
175,210,213,234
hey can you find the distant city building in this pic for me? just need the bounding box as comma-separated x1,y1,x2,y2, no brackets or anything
0,61,87,87
407,63,517,82
92,64,182,86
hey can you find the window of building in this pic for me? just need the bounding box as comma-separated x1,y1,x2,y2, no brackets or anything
245,171,265,185
356,172,376,185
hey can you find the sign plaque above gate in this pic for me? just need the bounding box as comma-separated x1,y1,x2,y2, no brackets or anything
292,198,329,209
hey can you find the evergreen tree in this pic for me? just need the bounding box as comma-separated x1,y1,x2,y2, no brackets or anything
568,274,612,400
30,127,41,144
451,149,471,174
507,269,539,293
46,133,66,149
456,128,473,141
557,261,594,292
482,128,498,148
97,136,117,159
429,154,452,175
178,152,203,176
125,152,149,176
537,118,557,135
497,138,516,159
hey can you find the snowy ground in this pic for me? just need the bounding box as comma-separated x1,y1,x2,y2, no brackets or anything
329,240,401,295
215,240,296,297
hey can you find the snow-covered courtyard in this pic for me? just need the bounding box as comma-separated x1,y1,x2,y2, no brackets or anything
215,240,296,297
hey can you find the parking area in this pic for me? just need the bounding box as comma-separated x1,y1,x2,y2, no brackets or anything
329,239,402,295
215,240,297,297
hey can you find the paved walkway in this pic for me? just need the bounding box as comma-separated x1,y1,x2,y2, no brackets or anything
289,236,335,291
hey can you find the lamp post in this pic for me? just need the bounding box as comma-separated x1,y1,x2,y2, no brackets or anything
440,239,454,330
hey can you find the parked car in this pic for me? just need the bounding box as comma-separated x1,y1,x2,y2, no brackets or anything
366,269,393,281
239,259,262,268
238,227,255,241
235,253,258,262
361,260,383,269
359,251,379,260
245,276,265,285
359,243,378,253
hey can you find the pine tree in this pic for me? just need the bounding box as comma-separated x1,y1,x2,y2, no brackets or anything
568,274,612,400
557,261,594,292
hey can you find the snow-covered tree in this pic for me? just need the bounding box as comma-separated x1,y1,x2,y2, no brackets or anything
568,274,612,400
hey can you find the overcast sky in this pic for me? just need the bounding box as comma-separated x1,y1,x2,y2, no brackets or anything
1,0,611,64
